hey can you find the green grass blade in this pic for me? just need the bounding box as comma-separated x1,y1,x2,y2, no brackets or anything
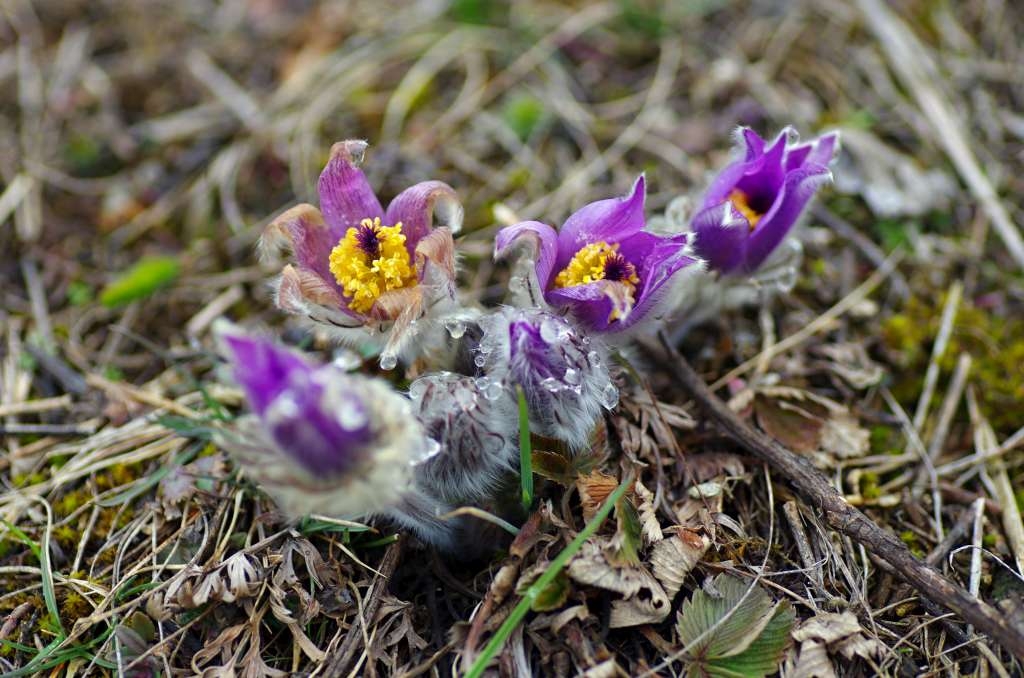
1,519,65,638
517,385,534,511
465,475,631,678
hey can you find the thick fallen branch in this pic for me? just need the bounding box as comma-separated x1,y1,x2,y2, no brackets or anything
643,335,1024,660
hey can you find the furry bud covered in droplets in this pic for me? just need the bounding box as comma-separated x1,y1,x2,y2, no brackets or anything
409,371,519,507
215,322,439,522
476,307,618,450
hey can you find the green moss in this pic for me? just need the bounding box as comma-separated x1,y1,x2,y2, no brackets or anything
13,472,47,488
859,472,881,500
53,524,79,550
883,295,1024,434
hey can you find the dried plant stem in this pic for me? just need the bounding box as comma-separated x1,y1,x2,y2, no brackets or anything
321,537,406,677
857,0,1024,271
645,335,1024,660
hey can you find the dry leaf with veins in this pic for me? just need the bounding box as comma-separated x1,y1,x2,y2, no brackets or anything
567,540,671,628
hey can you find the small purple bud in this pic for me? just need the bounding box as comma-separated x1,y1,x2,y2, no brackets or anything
477,308,618,449
215,322,436,520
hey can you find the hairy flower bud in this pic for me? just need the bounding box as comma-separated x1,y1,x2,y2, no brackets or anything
215,324,461,547
409,371,519,506
476,307,618,449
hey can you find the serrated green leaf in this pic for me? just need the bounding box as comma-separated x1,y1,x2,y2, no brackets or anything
707,602,795,678
676,574,794,678
100,256,180,307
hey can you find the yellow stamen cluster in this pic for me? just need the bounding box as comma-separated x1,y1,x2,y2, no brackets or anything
553,241,640,321
328,217,417,314
728,189,763,230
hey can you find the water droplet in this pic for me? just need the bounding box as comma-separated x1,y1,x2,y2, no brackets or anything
600,383,619,409
587,350,602,367
379,353,398,370
484,380,505,401
474,354,487,368
336,395,369,431
409,379,427,401
539,318,560,343
444,318,466,339
540,377,562,393
454,384,478,409
563,368,581,385
332,349,362,371
413,438,442,465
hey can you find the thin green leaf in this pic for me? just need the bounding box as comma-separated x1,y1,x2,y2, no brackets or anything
517,385,534,510
465,475,632,678
99,255,180,308
1,520,64,638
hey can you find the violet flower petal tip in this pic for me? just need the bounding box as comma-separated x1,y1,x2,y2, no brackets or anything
317,140,385,237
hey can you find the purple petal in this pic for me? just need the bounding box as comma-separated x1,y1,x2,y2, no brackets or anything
618,234,700,330
784,131,839,171
690,202,749,274
221,332,313,416
734,131,787,207
739,127,767,161
699,160,749,209
556,175,647,268
744,164,832,273
615,231,659,267
806,131,839,167
317,140,384,241
546,282,616,332
508,320,560,381
384,180,463,254
700,129,766,208
495,221,560,289
263,204,339,293
263,375,372,476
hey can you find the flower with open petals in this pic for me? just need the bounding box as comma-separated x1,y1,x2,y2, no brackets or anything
476,307,617,449
215,324,459,547
690,128,838,275
261,140,463,368
495,176,700,333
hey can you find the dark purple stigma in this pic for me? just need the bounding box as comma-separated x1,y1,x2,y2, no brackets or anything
355,222,381,259
603,254,636,283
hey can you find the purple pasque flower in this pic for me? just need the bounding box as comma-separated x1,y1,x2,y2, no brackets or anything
260,140,463,368
691,127,838,275
495,176,700,333
476,307,617,449
409,371,519,506
215,323,438,521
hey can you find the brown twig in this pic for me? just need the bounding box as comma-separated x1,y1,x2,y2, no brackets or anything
322,536,406,676
643,334,1024,660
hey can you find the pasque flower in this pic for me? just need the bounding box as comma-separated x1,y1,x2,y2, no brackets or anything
690,128,838,275
215,324,460,548
495,176,700,333
261,140,463,368
475,307,617,449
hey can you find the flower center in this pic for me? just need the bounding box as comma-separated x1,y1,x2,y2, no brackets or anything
553,241,640,321
328,217,417,314
728,189,764,230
